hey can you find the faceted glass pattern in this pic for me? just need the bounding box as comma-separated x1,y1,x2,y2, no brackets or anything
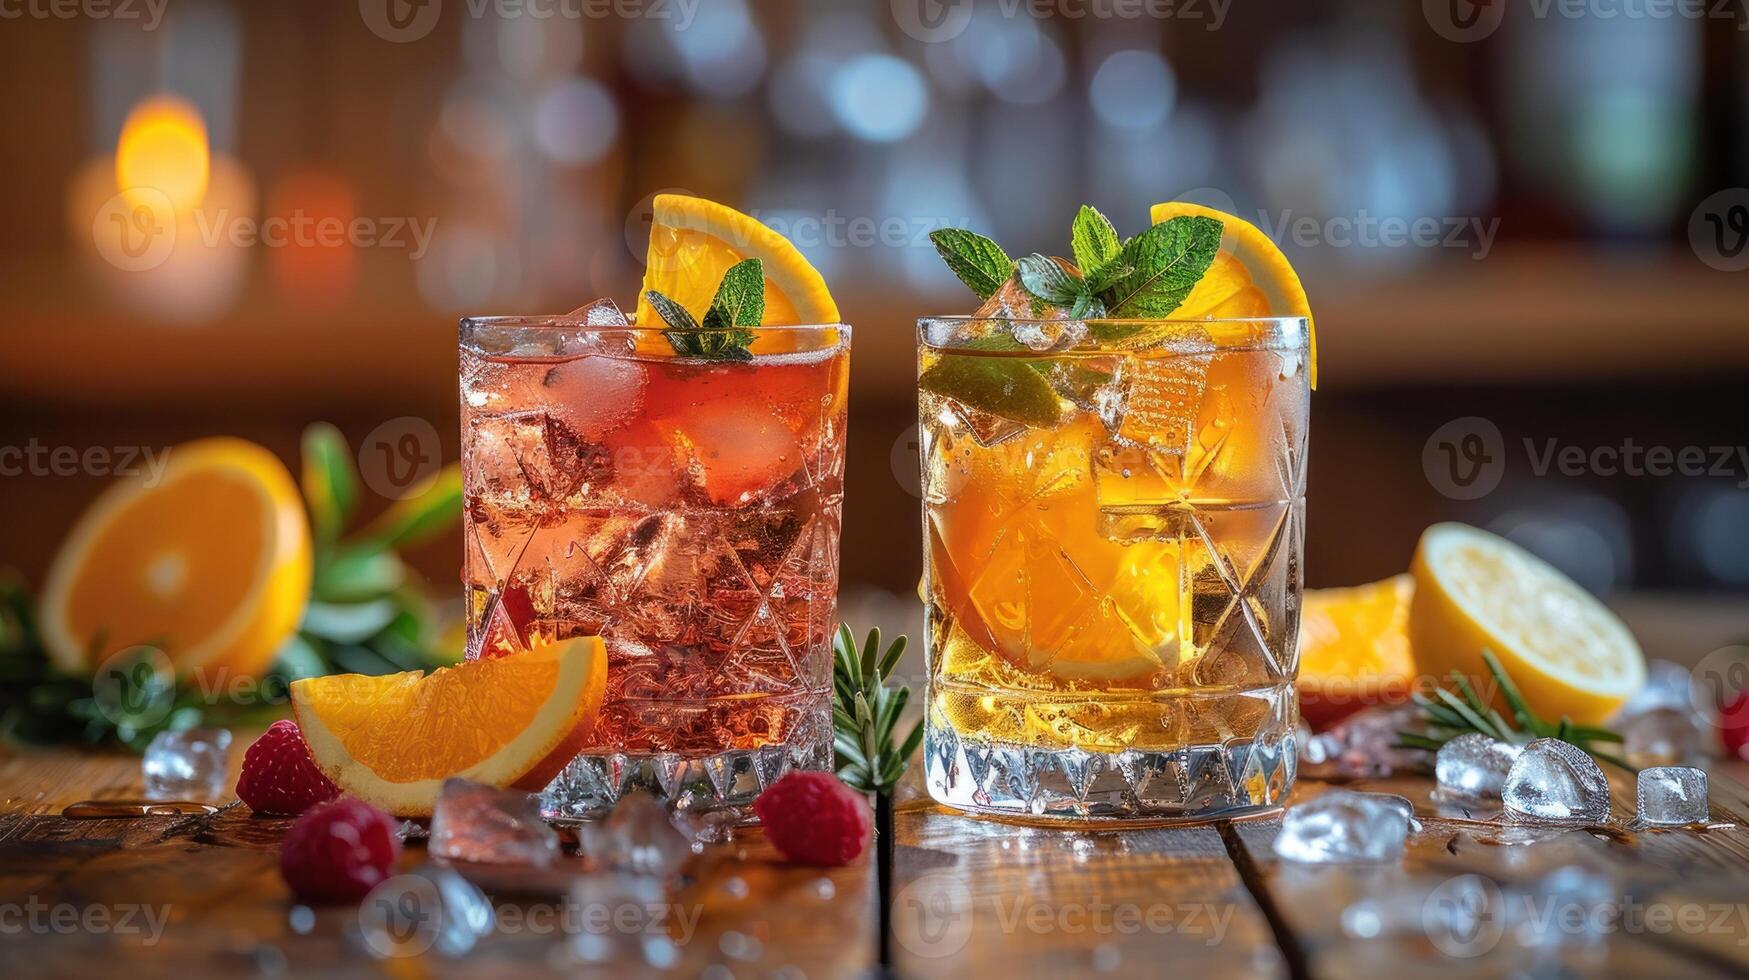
919,317,1309,819
461,316,849,820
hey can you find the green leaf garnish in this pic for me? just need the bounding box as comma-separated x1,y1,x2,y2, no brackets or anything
1102,215,1223,318
1015,254,1083,306
648,258,761,361
1070,205,1121,274
833,624,923,794
929,228,1014,300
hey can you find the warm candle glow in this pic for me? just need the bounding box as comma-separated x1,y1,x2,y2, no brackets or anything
115,95,210,214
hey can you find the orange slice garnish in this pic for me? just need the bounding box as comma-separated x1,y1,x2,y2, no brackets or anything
1149,200,1317,387
635,193,839,327
1297,574,1417,728
40,438,311,680
291,636,608,816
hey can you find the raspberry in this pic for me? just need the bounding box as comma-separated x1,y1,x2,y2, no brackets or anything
279,797,401,904
237,720,340,816
1721,692,1749,760
753,771,871,867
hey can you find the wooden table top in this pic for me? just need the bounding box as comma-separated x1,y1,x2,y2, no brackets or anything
3,741,1748,979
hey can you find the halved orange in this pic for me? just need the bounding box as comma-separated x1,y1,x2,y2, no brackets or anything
1297,574,1418,729
40,438,311,680
292,636,607,816
635,193,839,327
1148,201,1317,387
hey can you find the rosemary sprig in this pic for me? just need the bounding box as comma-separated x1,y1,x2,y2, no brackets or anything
1404,650,1631,771
832,624,923,794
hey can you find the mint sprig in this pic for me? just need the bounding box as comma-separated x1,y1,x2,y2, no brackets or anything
928,229,1013,300
646,257,763,362
1070,205,1121,274
1101,215,1223,317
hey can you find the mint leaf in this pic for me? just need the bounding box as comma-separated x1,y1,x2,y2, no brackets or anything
1070,205,1121,273
930,228,1014,300
1015,254,1084,307
1083,260,1132,295
702,258,764,329
1100,215,1223,318
645,289,699,331
1067,293,1107,319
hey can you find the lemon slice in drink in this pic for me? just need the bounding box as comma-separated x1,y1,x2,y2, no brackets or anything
635,193,839,326
1148,201,1317,387
1409,523,1645,726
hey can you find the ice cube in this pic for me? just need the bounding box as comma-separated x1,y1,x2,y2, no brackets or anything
577,789,691,878
1613,660,1695,720
974,266,1073,320
1296,705,1423,778
542,355,647,441
1635,766,1708,826
659,401,803,506
1435,734,1522,799
567,298,630,326
570,872,676,965
143,727,232,800
1271,789,1412,864
1622,707,1712,767
429,778,560,867
1502,738,1610,824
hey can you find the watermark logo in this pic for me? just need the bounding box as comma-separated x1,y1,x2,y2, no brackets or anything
0,898,170,943
0,441,172,485
0,0,169,29
359,875,444,958
891,423,923,500
1423,417,1506,501
1424,0,1507,42
93,188,177,272
1689,188,1749,272
91,645,177,729
360,0,442,42
1693,645,1749,728
1423,874,1507,957
891,0,976,42
892,870,974,959
359,417,442,500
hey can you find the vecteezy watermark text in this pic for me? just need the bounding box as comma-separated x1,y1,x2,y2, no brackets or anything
0,898,170,944
1255,209,1500,260
359,0,701,44
891,0,1231,43
1424,419,1749,500
0,441,171,486
1425,0,1749,43
0,0,168,29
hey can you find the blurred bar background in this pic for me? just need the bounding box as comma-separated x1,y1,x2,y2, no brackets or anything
2,0,1747,659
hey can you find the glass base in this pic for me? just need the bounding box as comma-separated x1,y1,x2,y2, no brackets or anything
540,738,833,823
924,724,1297,821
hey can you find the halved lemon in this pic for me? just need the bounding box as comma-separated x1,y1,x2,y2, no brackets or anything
1297,574,1418,728
1148,200,1317,387
1410,524,1644,727
635,193,839,327
40,438,311,680
292,636,608,816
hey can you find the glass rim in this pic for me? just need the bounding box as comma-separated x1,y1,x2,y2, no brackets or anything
917,314,1307,353
915,314,1309,327
462,315,851,332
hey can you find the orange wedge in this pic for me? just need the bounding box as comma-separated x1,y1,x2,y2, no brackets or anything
1148,200,1317,387
1297,574,1418,729
1411,524,1644,727
292,636,607,816
635,193,839,327
40,438,311,680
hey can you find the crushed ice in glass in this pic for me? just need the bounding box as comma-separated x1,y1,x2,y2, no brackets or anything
577,789,691,878
1636,766,1708,826
1272,789,1412,864
566,298,630,326
1502,738,1610,824
1435,733,1522,798
142,727,232,800
429,778,560,867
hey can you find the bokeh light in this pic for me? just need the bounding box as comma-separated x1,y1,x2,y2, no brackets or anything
1088,50,1175,131
115,95,210,212
533,77,620,167
830,55,929,143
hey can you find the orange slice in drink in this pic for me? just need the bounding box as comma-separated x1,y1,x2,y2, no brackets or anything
292,636,608,816
635,193,840,327
1148,200,1317,387
1297,574,1418,729
40,438,311,680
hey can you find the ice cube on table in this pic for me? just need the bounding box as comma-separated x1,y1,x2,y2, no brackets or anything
1296,704,1424,778
1622,707,1712,767
577,789,691,878
430,778,560,868
143,727,232,801
358,862,494,960
1435,733,1522,798
1502,738,1611,824
1636,766,1708,826
570,873,676,965
1272,789,1412,864
1613,660,1695,720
